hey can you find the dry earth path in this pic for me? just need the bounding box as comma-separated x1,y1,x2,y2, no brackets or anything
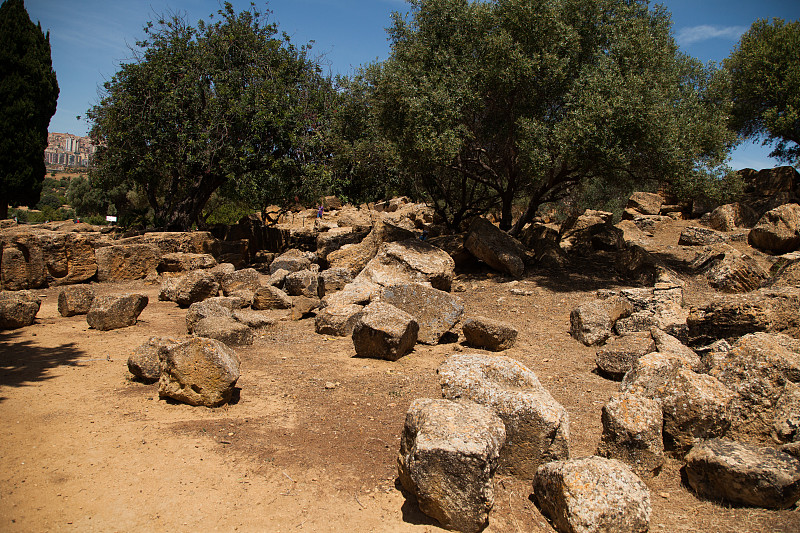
2,235,799,531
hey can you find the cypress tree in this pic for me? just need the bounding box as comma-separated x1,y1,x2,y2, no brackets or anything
0,0,59,219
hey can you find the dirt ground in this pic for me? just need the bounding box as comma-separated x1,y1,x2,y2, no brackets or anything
1,218,799,532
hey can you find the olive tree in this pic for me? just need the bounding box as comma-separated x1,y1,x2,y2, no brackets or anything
87,3,331,229
374,0,735,232
725,18,800,165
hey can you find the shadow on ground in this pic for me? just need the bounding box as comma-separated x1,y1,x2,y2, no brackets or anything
0,330,86,401
457,255,642,294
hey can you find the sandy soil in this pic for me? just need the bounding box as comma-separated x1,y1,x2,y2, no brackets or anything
1,218,799,532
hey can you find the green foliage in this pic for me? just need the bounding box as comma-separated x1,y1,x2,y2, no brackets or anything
374,0,735,232
88,2,332,230
725,18,800,165
11,205,73,223
36,191,63,210
203,196,255,225
66,175,111,218
324,69,409,204
0,0,59,218
42,176,67,190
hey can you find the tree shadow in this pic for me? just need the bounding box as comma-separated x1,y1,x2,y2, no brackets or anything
526,254,643,294
0,330,86,402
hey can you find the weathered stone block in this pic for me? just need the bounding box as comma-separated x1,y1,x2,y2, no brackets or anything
685,438,800,509
158,337,241,407
352,301,418,361
533,456,651,533
86,293,148,331
398,398,505,533
439,353,569,478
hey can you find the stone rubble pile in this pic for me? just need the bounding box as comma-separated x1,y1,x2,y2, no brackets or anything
3,169,800,531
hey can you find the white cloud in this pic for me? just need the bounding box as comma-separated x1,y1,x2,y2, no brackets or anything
676,25,748,46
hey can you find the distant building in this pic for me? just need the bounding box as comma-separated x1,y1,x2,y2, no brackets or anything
44,132,96,169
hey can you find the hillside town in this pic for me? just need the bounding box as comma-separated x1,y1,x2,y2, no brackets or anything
43,132,94,170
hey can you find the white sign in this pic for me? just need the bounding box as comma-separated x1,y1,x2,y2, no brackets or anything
106,216,117,222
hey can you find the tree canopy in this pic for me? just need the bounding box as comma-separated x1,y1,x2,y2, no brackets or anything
0,0,59,219
87,2,332,230
725,18,800,166
373,0,735,232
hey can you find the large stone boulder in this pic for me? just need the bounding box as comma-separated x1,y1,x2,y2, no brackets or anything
185,297,247,333
615,242,663,284
533,456,651,533
595,331,655,379
773,381,800,443
678,226,728,246
687,288,800,345
685,438,800,509
209,262,236,283
703,247,768,293
219,268,260,297
622,352,736,454
284,269,321,298
318,267,353,294
158,252,217,272
351,301,419,361
39,232,97,286
379,283,463,345
708,202,759,232
158,337,241,407
707,332,800,442
659,369,736,454
650,327,702,370
290,296,321,320
560,210,622,255
438,353,570,478
142,231,218,255
741,166,800,206
397,398,505,533
192,316,254,346
612,283,689,340
461,316,518,351
86,293,148,331
269,249,312,274
316,227,365,261
95,244,160,282
464,217,528,278
354,239,455,292
314,304,364,337
57,285,95,317
171,270,220,307
625,191,664,216
768,257,800,289
128,336,181,382
322,280,380,308
327,219,415,276
0,290,41,329
570,296,633,346
0,231,47,290
597,392,664,477
230,309,275,330
252,285,292,310
748,203,800,254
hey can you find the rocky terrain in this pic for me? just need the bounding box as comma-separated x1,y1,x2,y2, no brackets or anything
1,166,800,532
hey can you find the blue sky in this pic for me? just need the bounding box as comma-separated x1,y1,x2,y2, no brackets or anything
24,0,800,170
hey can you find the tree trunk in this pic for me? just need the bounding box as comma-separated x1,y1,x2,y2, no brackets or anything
161,172,227,230
509,195,539,237
499,190,514,231
0,203,8,220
